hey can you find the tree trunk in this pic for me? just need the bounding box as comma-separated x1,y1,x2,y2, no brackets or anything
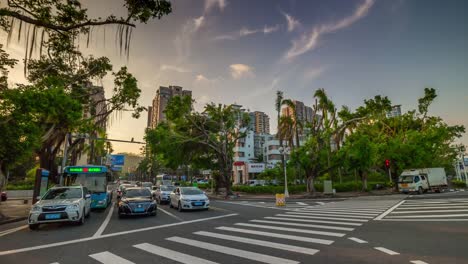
0,161,6,192
360,170,368,192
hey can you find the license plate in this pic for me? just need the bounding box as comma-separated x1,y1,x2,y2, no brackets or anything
45,214,61,220
401,184,408,187
134,207,145,212
194,202,203,206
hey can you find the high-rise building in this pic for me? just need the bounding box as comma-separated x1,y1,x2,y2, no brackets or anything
386,105,402,118
148,85,192,128
147,106,153,128
282,100,314,124
253,111,270,134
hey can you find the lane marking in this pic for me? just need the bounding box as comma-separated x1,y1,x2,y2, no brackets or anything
134,243,218,264
0,225,28,237
250,219,354,231
286,211,374,218
397,205,468,210
393,209,468,214
316,202,325,205
296,202,307,205
386,214,468,218
234,223,346,237
89,251,135,264
194,231,319,256
258,202,266,204
295,210,378,216
264,216,362,226
277,214,369,222
216,226,334,245
410,260,429,264
166,236,299,264
93,202,115,238
379,219,468,222
158,206,183,221
374,247,400,255
298,208,384,213
348,237,368,244
374,200,405,220
0,213,238,256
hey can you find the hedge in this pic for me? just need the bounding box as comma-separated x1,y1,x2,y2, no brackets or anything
452,180,467,189
6,183,34,190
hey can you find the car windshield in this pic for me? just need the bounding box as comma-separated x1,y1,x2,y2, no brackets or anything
43,188,82,200
399,176,415,183
125,189,151,198
141,183,153,187
161,186,175,191
181,188,203,195
68,173,107,193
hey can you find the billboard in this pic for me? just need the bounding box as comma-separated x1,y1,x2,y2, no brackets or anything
111,165,123,172
248,163,265,173
111,154,125,166
464,157,468,167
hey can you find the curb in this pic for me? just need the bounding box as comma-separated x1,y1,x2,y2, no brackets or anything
0,216,28,226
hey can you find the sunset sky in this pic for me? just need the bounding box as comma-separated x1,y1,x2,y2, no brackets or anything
2,0,467,154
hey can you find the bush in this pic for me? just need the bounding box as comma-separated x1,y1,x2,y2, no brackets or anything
452,180,467,189
7,183,34,190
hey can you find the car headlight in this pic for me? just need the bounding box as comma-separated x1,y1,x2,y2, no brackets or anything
31,205,42,212
67,203,80,210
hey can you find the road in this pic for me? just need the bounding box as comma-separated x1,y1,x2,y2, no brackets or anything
1,192,468,264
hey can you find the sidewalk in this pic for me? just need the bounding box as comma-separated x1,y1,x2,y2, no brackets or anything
0,199,31,225
207,189,398,201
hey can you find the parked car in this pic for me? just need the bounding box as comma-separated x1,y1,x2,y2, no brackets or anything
28,185,91,230
154,185,175,204
1,191,7,201
118,187,157,218
169,187,209,212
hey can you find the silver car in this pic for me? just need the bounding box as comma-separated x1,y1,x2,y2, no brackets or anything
169,187,210,212
154,185,175,204
28,186,91,230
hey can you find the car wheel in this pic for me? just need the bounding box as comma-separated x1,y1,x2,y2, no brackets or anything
418,187,423,195
178,202,183,212
29,224,39,230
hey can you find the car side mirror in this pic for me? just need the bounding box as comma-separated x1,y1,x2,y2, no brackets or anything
85,194,91,199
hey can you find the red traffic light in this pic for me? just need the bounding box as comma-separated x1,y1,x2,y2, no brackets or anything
385,159,390,168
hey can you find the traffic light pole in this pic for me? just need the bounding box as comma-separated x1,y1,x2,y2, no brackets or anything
388,167,392,182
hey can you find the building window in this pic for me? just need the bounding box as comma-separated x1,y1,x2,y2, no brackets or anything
268,154,282,160
268,145,279,150
236,152,245,157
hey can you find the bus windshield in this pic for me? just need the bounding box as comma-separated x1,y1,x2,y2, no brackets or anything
69,173,107,193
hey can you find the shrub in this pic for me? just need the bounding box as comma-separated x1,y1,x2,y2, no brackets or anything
7,183,34,190
452,180,467,189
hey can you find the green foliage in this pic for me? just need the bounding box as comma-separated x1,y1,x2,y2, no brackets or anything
452,180,467,189
6,183,34,190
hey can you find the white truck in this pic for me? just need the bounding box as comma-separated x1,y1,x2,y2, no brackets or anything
398,168,447,194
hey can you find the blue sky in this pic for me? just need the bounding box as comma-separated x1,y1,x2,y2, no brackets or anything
4,0,468,154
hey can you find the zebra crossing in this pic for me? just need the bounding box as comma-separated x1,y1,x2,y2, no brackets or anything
381,198,468,221
219,200,333,210
50,199,400,264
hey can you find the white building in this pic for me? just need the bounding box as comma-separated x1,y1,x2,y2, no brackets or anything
387,105,402,118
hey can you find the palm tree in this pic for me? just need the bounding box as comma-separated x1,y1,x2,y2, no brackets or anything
275,91,285,183
278,116,295,149
281,99,304,148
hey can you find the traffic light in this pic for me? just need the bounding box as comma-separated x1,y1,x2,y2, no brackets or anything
385,159,390,168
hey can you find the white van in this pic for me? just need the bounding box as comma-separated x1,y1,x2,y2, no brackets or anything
398,168,447,194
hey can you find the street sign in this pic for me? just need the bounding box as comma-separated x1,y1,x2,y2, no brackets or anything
111,154,125,166
247,163,265,173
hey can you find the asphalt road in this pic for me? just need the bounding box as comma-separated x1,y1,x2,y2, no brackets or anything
1,192,468,264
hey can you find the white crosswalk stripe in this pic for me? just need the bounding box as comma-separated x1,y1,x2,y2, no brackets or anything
194,231,319,256
278,213,370,222
134,243,218,264
264,216,363,226
250,219,355,231
166,236,299,264
234,223,346,237
380,199,468,221
286,211,375,219
89,251,135,264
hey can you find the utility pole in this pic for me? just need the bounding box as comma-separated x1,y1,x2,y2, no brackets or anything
60,133,70,186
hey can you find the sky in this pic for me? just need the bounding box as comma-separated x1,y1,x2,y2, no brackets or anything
2,0,467,154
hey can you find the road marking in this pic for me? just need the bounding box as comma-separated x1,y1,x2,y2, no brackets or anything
194,231,319,256
386,214,468,218
410,260,429,264
374,200,405,220
93,202,115,238
348,237,368,244
393,209,468,214
0,225,28,237
296,210,378,216
277,214,369,222
134,243,218,264
50,262,60,264
167,236,299,264
250,219,354,231
397,205,468,209
264,216,362,226
286,211,374,218
400,202,468,207
379,218,468,222
216,226,334,245
234,223,346,237
316,202,325,205
374,247,400,255
158,206,183,221
258,202,266,204
296,202,307,205
89,251,135,264
0,213,238,256
299,208,384,213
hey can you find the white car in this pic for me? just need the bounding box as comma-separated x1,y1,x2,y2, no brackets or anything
28,185,91,230
169,187,210,212
154,185,175,204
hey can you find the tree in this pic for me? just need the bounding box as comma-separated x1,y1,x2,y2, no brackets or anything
275,90,285,182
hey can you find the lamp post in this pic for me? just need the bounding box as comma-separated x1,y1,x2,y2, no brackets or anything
278,146,290,197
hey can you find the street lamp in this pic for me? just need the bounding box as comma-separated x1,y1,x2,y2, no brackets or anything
278,146,290,197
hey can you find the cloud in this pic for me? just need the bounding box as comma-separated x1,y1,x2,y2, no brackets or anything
160,64,191,73
230,64,254,79
205,0,227,13
215,24,279,41
283,12,301,32
195,74,210,82
303,66,326,81
283,0,375,61
193,16,205,31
